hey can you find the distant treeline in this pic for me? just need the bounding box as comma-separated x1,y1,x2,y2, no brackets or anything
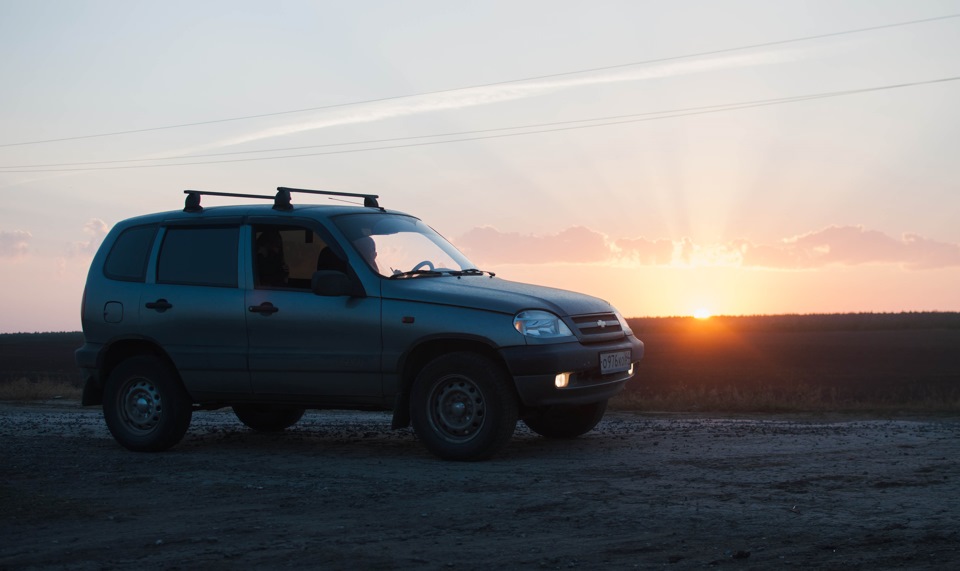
0,332,85,344
3,312,957,342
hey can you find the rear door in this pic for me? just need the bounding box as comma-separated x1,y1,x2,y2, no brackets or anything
243,221,382,402
139,222,250,399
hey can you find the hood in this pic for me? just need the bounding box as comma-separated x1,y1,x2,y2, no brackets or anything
380,275,615,317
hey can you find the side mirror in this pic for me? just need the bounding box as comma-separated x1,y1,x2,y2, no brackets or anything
311,270,357,297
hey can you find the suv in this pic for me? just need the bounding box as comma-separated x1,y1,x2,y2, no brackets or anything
77,187,643,460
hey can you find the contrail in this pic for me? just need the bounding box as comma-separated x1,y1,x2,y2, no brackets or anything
179,49,798,154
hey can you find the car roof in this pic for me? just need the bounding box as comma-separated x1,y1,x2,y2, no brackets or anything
115,202,413,228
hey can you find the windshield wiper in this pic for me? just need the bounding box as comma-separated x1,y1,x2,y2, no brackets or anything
389,268,495,279
388,269,444,279
450,268,496,277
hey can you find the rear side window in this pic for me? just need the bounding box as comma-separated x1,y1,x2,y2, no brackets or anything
157,226,239,287
104,224,157,282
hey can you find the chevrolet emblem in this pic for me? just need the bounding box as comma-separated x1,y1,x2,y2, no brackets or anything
597,320,606,328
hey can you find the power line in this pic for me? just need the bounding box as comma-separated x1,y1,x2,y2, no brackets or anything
1,13,958,149
3,75,958,170
0,97,858,168
2,75,956,173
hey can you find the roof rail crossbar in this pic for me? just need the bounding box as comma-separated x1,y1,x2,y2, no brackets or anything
182,187,379,212
277,187,380,208
183,189,292,212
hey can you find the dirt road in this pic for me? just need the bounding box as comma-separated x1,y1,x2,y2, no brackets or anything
2,402,958,570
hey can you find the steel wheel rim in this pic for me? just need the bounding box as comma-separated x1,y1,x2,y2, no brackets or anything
119,378,162,433
428,374,485,442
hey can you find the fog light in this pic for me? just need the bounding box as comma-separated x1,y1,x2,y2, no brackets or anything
554,372,571,388
628,363,634,376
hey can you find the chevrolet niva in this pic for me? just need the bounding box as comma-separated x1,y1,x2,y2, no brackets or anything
76,187,644,460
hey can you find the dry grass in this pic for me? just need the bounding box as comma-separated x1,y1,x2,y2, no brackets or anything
0,377,82,401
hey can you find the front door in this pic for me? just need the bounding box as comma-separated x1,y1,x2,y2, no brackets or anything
244,223,382,402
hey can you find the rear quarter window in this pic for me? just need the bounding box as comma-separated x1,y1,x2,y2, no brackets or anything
157,226,239,287
103,224,157,282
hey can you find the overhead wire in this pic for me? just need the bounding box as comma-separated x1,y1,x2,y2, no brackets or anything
1,12,958,149
2,75,959,170
2,75,957,173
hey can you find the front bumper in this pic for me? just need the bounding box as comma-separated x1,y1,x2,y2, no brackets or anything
499,335,644,407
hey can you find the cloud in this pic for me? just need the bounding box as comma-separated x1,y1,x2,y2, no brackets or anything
456,226,611,264
742,226,960,269
900,233,960,270
455,225,960,270
675,237,747,267
66,219,109,257
0,229,31,258
614,237,675,265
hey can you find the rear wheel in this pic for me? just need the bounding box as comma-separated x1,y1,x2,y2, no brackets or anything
233,404,306,432
410,352,518,461
522,400,608,439
103,356,192,452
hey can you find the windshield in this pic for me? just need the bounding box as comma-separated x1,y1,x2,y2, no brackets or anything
333,212,477,278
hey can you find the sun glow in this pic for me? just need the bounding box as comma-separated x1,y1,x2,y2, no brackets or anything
693,308,713,319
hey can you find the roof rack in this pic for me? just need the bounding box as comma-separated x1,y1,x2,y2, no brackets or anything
183,190,276,212
183,187,381,212
277,187,380,208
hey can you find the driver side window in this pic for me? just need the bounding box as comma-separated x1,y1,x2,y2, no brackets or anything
253,225,341,290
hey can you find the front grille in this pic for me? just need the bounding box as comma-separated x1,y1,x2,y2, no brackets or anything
571,313,623,339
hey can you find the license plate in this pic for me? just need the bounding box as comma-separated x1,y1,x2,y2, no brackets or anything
599,350,631,374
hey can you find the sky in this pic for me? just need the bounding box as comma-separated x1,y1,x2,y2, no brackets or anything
1,0,960,332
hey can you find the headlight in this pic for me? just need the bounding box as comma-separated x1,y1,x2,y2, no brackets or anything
513,310,573,338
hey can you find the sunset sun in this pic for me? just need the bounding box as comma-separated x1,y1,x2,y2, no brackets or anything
693,308,713,320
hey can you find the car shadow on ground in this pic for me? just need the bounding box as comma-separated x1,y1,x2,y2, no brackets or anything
167,422,615,463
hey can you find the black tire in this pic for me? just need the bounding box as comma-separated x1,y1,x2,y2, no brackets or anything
103,356,192,452
233,404,306,432
522,400,608,439
410,352,518,461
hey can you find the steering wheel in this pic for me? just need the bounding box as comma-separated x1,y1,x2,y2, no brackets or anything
411,260,435,272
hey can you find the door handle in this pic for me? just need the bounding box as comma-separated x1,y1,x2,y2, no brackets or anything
249,302,279,315
145,299,173,313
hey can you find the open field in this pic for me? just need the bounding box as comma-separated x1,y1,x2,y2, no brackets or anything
623,313,960,412
0,332,84,401
3,313,959,411
0,332,84,383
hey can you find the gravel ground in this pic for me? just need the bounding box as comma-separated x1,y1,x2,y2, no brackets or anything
1,401,959,570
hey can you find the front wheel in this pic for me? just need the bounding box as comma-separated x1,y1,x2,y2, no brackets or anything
103,356,192,452
233,404,305,432
410,352,518,461
522,400,608,439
